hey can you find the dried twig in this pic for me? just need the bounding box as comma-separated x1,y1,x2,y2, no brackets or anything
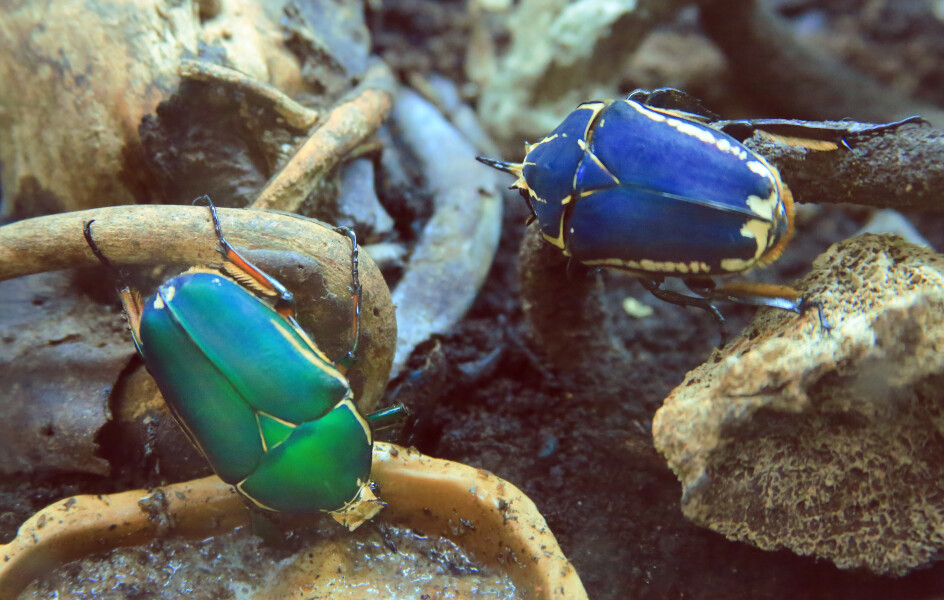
250,59,396,213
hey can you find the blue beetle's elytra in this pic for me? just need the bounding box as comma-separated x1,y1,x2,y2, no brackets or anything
511,99,793,275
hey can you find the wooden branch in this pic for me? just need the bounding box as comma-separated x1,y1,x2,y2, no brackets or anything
250,59,396,212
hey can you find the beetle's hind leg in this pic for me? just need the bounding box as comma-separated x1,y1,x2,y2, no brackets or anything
83,220,146,349
193,196,298,318
627,88,720,121
639,278,728,344
714,115,927,149
706,280,830,331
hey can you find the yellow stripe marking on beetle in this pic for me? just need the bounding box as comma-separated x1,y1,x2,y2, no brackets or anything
745,191,778,222
337,397,372,443
720,219,772,272
543,211,569,251
269,317,349,386
584,257,712,274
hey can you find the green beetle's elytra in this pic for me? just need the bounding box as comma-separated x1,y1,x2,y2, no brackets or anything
83,198,405,531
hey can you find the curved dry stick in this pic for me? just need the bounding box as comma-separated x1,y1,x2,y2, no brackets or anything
0,205,395,411
250,59,396,213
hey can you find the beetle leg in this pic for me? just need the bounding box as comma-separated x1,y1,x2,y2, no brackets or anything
840,115,927,141
682,278,716,298
83,220,147,349
629,87,720,122
335,226,362,367
639,278,728,344
715,121,844,151
365,403,411,431
710,281,830,331
714,115,927,148
710,281,800,309
194,195,298,319
831,115,927,149
797,298,831,332
713,119,840,149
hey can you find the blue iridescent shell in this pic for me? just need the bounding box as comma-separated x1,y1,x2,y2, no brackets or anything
512,99,794,277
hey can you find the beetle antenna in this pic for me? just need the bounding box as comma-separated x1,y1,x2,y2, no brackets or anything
476,156,522,176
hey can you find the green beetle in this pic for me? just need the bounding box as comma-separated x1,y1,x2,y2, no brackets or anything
84,199,402,530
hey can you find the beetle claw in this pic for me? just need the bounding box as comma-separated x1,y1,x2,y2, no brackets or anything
797,297,831,333
707,303,728,347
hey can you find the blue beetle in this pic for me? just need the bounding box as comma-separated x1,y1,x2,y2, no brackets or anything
478,88,919,336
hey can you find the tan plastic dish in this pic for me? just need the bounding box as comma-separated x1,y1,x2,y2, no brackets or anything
0,443,587,599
